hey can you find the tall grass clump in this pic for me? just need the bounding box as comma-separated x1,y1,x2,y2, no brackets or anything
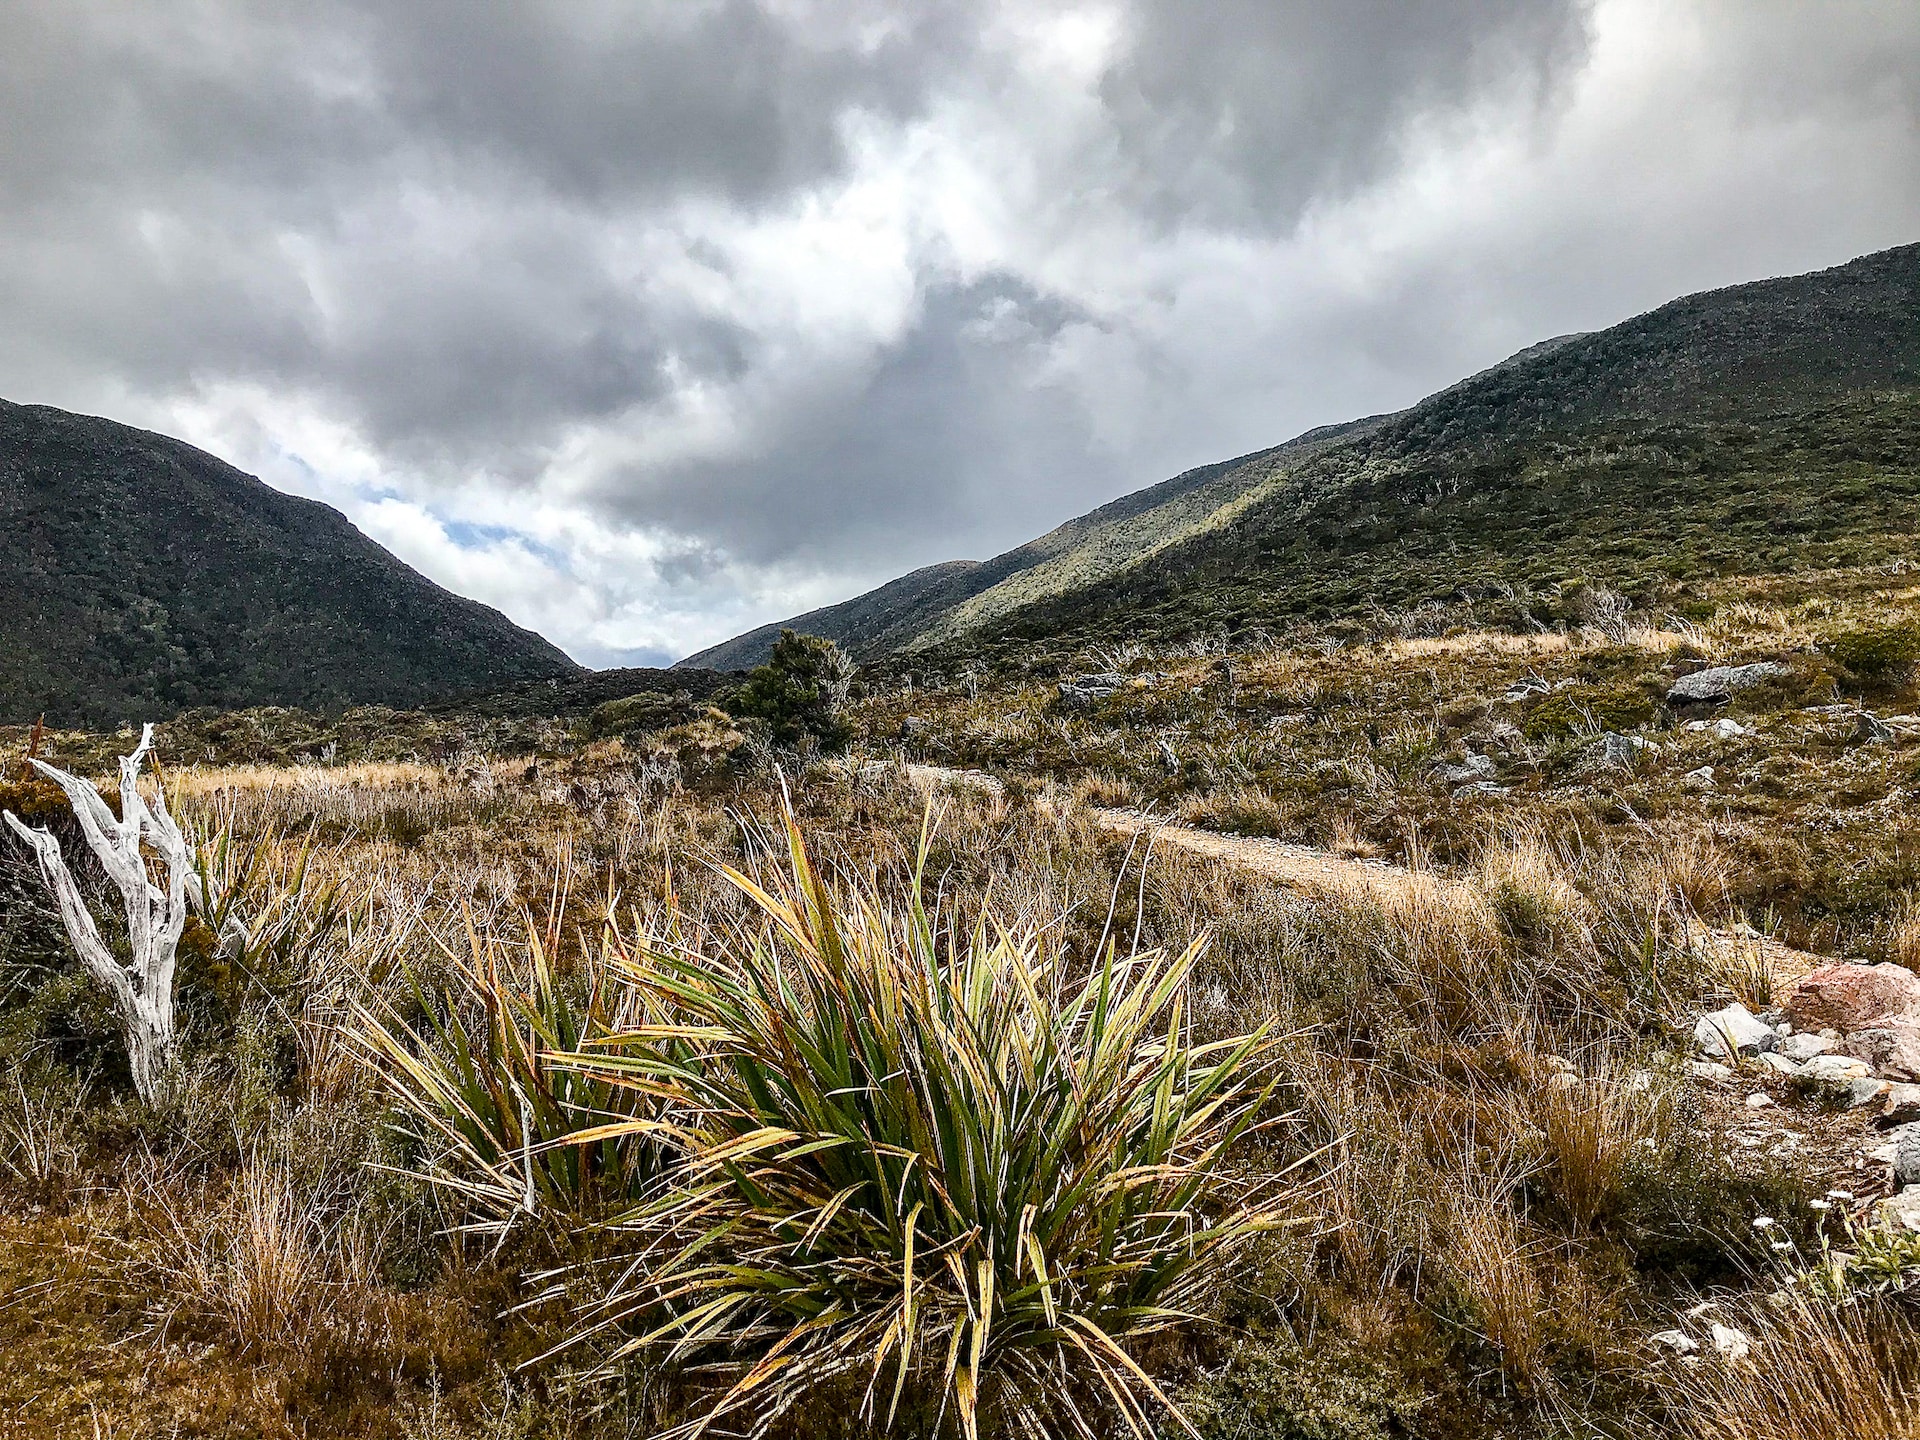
359,913,671,1224
544,811,1295,1440
1660,1296,1920,1440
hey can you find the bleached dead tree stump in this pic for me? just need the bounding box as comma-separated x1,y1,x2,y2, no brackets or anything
3,724,197,1103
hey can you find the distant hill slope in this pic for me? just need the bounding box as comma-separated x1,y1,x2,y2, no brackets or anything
0,401,580,725
681,560,984,671
676,419,1382,670
687,241,1920,666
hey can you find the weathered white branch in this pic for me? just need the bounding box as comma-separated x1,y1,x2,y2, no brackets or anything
3,724,195,1103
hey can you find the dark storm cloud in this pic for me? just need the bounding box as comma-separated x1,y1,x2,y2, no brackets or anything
0,0,1590,479
0,2,981,477
1102,0,1589,225
614,276,1120,563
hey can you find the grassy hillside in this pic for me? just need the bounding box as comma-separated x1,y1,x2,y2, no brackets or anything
931,242,1920,662
691,242,1920,669
676,422,1383,669
0,400,580,726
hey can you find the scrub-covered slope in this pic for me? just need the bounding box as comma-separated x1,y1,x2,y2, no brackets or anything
0,400,580,725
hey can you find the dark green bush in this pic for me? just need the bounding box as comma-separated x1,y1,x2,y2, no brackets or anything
1521,683,1655,739
1825,622,1920,684
585,689,699,740
733,630,856,750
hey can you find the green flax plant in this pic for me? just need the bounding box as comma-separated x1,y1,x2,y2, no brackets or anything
357,908,674,1225
551,807,1296,1440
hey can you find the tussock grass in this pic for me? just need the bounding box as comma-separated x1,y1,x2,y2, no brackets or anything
360,911,671,1222
1659,1298,1920,1440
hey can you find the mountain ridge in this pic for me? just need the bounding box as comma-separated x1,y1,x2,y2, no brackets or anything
684,241,1920,668
0,399,580,725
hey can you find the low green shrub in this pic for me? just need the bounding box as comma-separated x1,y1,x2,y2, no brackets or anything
1825,622,1920,686
1521,683,1655,739
1177,1332,1429,1440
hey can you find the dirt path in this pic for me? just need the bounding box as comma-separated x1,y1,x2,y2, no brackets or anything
894,760,1828,980
897,762,1445,901
1087,804,1448,903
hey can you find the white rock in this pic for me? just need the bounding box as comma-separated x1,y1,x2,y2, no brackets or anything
1694,1003,1774,1059
1688,1059,1735,1082
1650,1328,1699,1354
1745,1092,1774,1108
1779,1033,1837,1063
1684,765,1717,789
1758,1051,1802,1076
1868,1142,1899,1165
1877,1190,1920,1234
1713,718,1751,739
1801,1054,1872,1083
1709,1323,1752,1361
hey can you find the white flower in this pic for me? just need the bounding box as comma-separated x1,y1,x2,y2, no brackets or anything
1809,1199,1831,1212
1827,1190,1855,1202
1753,1216,1776,1230
1770,1241,1792,1252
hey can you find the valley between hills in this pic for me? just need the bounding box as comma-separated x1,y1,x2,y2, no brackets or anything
4,243,1920,1438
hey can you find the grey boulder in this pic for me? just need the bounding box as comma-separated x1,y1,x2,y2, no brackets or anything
1434,753,1499,787
1666,662,1788,706
1894,1123,1920,1187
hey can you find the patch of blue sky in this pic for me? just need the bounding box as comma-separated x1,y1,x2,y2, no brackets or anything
442,518,570,571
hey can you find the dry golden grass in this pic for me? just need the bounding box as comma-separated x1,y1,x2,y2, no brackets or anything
1509,1065,1665,1231
1661,1298,1920,1440
168,759,445,798
140,1156,383,1357
1439,1167,1554,1383
1882,894,1920,973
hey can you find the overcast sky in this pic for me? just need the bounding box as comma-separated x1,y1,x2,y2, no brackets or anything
4,1,1918,665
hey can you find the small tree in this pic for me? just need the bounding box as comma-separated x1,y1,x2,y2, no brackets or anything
3,724,196,1103
734,630,856,749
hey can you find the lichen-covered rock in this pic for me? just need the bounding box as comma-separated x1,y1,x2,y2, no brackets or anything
1876,1189,1920,1234
1666,662,1787,705
1432,753,1498,787
1803,1053,1873,1083
1882,1084,1920,1126
1778,1032,1837,1062
1895,1123,1920,1187
1843,1024,1920,1083
1848,1076,1895,1109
